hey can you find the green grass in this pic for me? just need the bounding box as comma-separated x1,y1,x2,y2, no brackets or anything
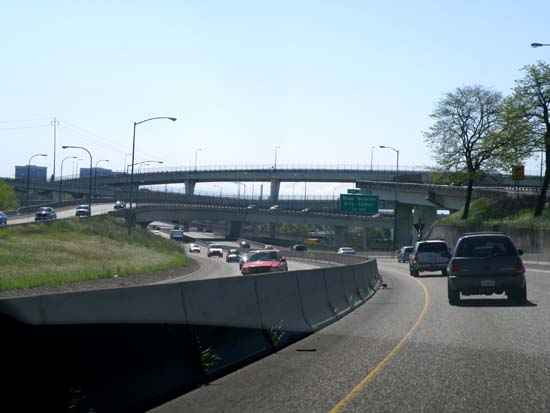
0,216,188,291
437,198,550,230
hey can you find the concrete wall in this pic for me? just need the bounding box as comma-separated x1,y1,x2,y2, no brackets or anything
0,258,382,412
428,223,550,254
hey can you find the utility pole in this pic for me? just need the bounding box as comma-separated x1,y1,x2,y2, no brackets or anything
51,118,60,181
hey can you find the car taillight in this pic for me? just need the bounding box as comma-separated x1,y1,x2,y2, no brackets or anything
450,260,459,273
514,262,523,273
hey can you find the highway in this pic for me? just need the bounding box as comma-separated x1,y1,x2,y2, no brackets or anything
5,202,116,225
150,258,550,412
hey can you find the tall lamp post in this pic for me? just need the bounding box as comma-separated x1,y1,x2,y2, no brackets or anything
194,148,202,171
62,145,93,214
93,159,110,200
135,161,163,208
274,146,280,169
59,156,77,202
128,116,176,236
25,153,48,208
370,146,375,170
379,145,400,250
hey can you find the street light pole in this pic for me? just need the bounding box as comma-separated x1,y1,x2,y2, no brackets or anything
274,146,280,169
195,148,202,171
128,117,176,236
26,153,48,208
59,156,77,202
380,145,400,250
62,146,93,214
93,159,109,200
370,146,375,171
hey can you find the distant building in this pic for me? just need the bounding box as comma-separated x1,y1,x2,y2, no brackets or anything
15,165,48,182
79,167,113,178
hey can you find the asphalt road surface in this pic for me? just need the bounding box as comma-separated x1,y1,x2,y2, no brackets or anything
6,203,116,225
150,258,550,412
156,240,324,283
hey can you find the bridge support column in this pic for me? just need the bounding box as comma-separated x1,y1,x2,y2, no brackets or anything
270,179,280,202
226,221,243,240
269,223,277,238
185,180,197,197
395,203,413,249
334,226,346,248
412,206,438,243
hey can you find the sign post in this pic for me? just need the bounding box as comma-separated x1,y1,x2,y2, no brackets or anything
413,221,425,240
512,165,525,199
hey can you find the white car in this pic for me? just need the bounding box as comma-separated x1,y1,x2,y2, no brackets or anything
189,243,201,253
207,244,224,258
150,230,162,236
337,247,356,255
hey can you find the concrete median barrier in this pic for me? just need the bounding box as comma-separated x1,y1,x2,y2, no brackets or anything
295,268,336,331
340,265,363,308
323,267,352,318
254,271,312,347
181,277,272,377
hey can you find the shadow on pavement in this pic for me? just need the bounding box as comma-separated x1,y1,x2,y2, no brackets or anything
456,298,537,308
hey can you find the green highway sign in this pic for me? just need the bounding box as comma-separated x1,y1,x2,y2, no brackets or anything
339,194,379,214
347,188,371,194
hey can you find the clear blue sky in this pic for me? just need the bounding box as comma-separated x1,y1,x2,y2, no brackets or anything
1,0,549,195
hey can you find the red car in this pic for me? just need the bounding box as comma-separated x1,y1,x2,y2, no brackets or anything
241,249,288,275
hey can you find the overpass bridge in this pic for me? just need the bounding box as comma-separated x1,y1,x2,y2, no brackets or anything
6,164,540,203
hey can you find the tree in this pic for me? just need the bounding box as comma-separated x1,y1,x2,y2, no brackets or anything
424,85,528,219
0,178,19,210
507,61,550,217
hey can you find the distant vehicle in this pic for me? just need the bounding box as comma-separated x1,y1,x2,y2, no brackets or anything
246,204,258,210
409,239,450,277
447,232,527,305
337,247,356,255
35,207,57,221
291,244,308,252
305,238,321,246
301,208,311,214
241,249,288,275
207,244,224,258
397,246,414,263
173,224,184,230
226,248,242,263
189,243,201,253
150,229,162,236
114,200,126,209
269,205,280,211
75,204,90,217
264,244,273,249
169,229,184,242
240,241,251,249
0,211,7,225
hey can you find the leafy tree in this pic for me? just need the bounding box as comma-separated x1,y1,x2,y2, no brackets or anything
424,85,529,219
0,178,19,210
507,61,550,217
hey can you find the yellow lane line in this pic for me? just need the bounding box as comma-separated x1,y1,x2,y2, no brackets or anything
329,272,430,413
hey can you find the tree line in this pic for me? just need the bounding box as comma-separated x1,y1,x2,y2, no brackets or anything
424,61,550,219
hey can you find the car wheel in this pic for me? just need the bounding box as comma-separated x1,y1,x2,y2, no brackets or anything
508,286,527,304
411,268,419,277
448,284,460,305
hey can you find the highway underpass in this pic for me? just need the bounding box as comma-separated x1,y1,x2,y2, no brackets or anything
149,258,550,413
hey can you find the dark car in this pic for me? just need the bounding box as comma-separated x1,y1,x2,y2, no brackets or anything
226,248,242,263
75,204,90,217
114,200,126,209
447,232,526,305
241,249,288,275
246,204,258,210
240,241,251,249
409,239,450,276
397,246,414,263
291,244,308,252
0,211,7,225
35,207,57,221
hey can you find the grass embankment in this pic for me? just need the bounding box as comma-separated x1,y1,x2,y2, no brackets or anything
437,198,550,229
0,216,188,291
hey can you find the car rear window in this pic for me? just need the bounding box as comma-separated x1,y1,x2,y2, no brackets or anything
417,242,447,253
455,237,517,258
405,247,413,253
